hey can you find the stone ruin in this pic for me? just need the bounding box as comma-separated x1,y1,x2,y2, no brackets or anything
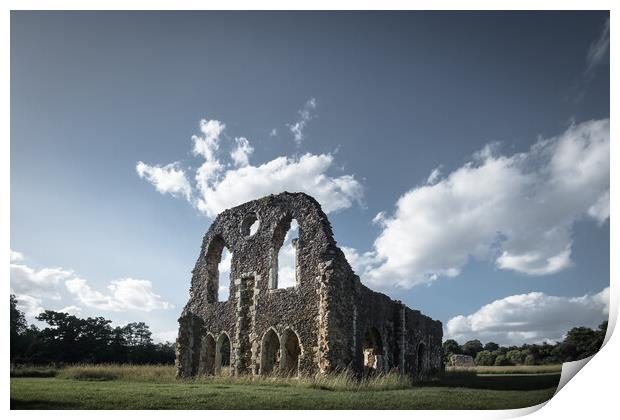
176,192,443,378
449,354,475,367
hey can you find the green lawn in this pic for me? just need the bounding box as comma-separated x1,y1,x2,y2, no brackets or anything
11,374,559,410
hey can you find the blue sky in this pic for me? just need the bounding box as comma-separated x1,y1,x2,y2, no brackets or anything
11,11,609,345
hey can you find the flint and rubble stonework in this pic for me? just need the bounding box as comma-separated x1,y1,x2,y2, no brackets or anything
176,192,443,378
450,354,475,367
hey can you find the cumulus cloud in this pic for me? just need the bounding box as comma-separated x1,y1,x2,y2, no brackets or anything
10,250,172,321
230,137,254,167
446,287,609,345
57,305,82,316
138,117,363,218
288,97,317,145
193,119,226,160
136,161,192,200
14,294,45,317
65,278,173,312
342,246,381,279
11,257,73,300
10,249,24,263
195,153,363,217
348,119,609,289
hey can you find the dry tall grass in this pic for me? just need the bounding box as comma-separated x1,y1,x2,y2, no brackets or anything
31,364,413,390
12,363,562,390
446,364,562,375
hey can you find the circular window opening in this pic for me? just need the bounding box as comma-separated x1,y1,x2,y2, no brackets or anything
241,213,260,237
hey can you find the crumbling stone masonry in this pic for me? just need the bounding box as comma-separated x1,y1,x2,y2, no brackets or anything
176,192,443,378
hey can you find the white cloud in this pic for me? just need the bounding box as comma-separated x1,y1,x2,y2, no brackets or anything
446,287,609,345
153,330,178,344
10,249,24,263
427,166,442,184
342,246,381,279
288,97,317,145
585,18,609,76
195,153,363,218
230,137,254,167
193,119,226,160
588,189,610,225
349,119,609,289
136,161,192,200
14,294,44,317
65,278,173,312
138,114,363,219
57,305,82,316
270,128,278,137
371,211,386,226
10,250,172,321
11,261,73,300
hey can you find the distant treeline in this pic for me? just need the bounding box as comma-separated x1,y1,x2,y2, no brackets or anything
10,295,176,365
11,294,607,367
443,321,607,366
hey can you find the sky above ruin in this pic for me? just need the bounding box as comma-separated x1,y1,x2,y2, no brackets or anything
11,11,610,345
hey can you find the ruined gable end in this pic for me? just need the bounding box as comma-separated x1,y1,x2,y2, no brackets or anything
176,192,443,378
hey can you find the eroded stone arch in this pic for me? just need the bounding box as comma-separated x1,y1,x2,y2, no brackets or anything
204,235,232,302
198,333,216,376
260,328,281,375
417,342,427,376
363,327,384,374
281,328,302,376
269,215,300,289
215,332,232,375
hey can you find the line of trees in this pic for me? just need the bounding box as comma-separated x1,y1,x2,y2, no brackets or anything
443,321,608,366
10,295,176,365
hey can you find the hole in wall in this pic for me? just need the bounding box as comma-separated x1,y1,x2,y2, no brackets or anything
276,219,298,288
218,247,233,301
240,213,260,237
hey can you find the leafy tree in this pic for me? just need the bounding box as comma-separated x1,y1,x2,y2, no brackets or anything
552,341,577,362
442,339,461,355
124,322,153,347
474,350,496,366
494,354,512,366
506,349,526,365
10,295,29,360
462,339,483,358
564,325,604,360
10,300,175,365
10,295,27,335
483,342,499,352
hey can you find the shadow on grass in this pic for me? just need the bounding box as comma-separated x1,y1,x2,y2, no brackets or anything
425,373,561,391
11,399,79,410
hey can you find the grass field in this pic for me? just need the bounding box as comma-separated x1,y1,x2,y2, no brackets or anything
10,364,561,410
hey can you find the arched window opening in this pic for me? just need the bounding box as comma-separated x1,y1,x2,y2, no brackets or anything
260,329,281,375
199,334,216,376
417,343,426,375
218,247,233,301
240,212,260,237
281,329,301,376
363,327,384,375
205,236,233,303
271,218,299,289
215,333,231,376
